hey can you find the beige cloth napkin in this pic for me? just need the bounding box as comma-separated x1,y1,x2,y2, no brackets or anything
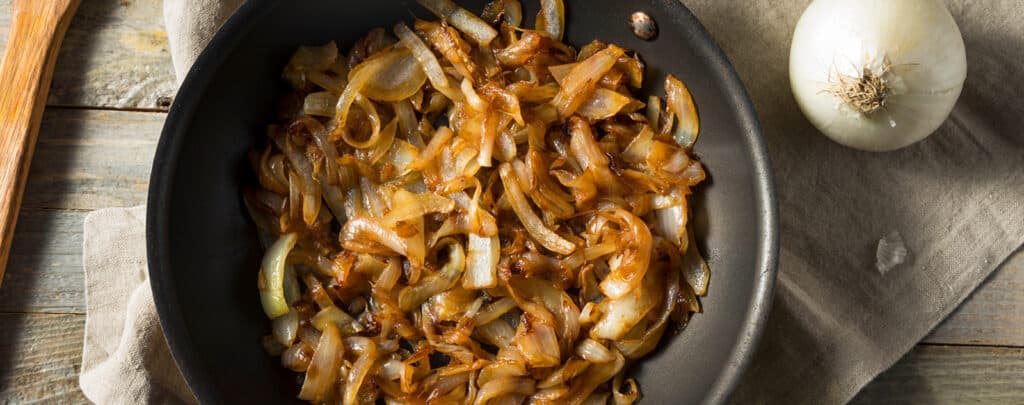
78,0,1024,404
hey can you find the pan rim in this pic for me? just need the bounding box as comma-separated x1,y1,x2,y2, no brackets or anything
147,1,779,403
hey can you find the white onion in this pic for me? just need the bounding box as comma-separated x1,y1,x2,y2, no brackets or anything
789,0,966,151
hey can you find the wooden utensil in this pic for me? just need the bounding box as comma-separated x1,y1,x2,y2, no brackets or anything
0,0,80,287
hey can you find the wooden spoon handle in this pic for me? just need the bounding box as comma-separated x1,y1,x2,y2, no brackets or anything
0,0,80,287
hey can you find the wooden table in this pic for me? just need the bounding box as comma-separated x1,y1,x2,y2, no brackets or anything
0,1,1020,403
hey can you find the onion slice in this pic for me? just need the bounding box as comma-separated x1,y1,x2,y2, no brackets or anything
551,45,624,117
665,74,700,148
464,233,500,289
258,233,298,319
498,162,576,255
417,0,498,46
536,0,565,41
298,322,344,402
395,22,463,101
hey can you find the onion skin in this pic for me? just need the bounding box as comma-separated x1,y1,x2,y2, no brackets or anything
790,0,966,151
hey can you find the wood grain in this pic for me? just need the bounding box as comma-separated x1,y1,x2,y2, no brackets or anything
0,313,88,403
22,108,161,210
0,0,176,110
0,0,81,286
925,248,1024,347
852,345,1024,404
0,209,85,314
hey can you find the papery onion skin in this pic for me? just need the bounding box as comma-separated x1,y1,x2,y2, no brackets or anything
790,0,966,151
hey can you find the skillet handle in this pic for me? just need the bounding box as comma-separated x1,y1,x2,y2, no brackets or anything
0,0,80,287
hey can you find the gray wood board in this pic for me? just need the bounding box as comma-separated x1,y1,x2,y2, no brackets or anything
0,0,176,110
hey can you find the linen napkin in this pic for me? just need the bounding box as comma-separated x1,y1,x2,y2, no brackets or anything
78,0,1024,404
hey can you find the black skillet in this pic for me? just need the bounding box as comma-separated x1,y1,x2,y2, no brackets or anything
147,1,778,403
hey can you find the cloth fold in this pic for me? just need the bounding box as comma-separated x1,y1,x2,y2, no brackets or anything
79,207,195,404
79,0,1024,404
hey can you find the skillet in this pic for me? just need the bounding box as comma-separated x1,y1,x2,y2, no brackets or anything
147,1,778,403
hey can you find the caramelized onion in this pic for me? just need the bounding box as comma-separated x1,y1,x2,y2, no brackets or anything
252,4,710,403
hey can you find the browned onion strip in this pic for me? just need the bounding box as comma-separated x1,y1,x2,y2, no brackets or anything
498,162,576,255
395,22,464,101
536,0,566,41
598,209,653,299
551,45,624,117
417,0,499,46
253,4,712,403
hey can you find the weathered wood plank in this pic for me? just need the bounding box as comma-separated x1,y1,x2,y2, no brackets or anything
25,108,161,210
0,313,88,404
0,0,177,110
0,209,85,314
852,345,1024,404
925,248,1024,347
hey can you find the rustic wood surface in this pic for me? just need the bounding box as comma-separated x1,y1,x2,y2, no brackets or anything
0,1,1020,403
0,0,81,287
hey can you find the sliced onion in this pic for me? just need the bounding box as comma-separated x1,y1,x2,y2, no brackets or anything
682,225,711,296
612,373,640,405
395,22,463,101
340,216,407,256
565,349,624,405
275,135,321,226
507,275,580,353
551,45,624,117
616,55,644,88
575,338,614,363
592,257,661,340
498,162,576,255
615,250,679,359
418,19,478,81
408,126,454,171
272,266,301,345
383,189,456,227
496,31,543,67
622,125,654,163
479,82,525,125
303,91,338,117
548,63,575,84
417,0,498,46
258,233,298,319
343,337,379,405
476,319,516,350
362,48,428,102
311,306,365,336
578,88,635,120
283,41,339,89
464,233,500,289
356,116,398,164
598,209,653,299
646,95,661,131
298,322,344,402
513,313,560,367
536,0,565,41
333,47,419,140
665,74,700,148
399,241,466,311
473,377,536,405
473,297,516,325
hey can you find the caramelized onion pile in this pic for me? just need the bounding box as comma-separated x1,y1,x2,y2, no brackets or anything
248,1,710,403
